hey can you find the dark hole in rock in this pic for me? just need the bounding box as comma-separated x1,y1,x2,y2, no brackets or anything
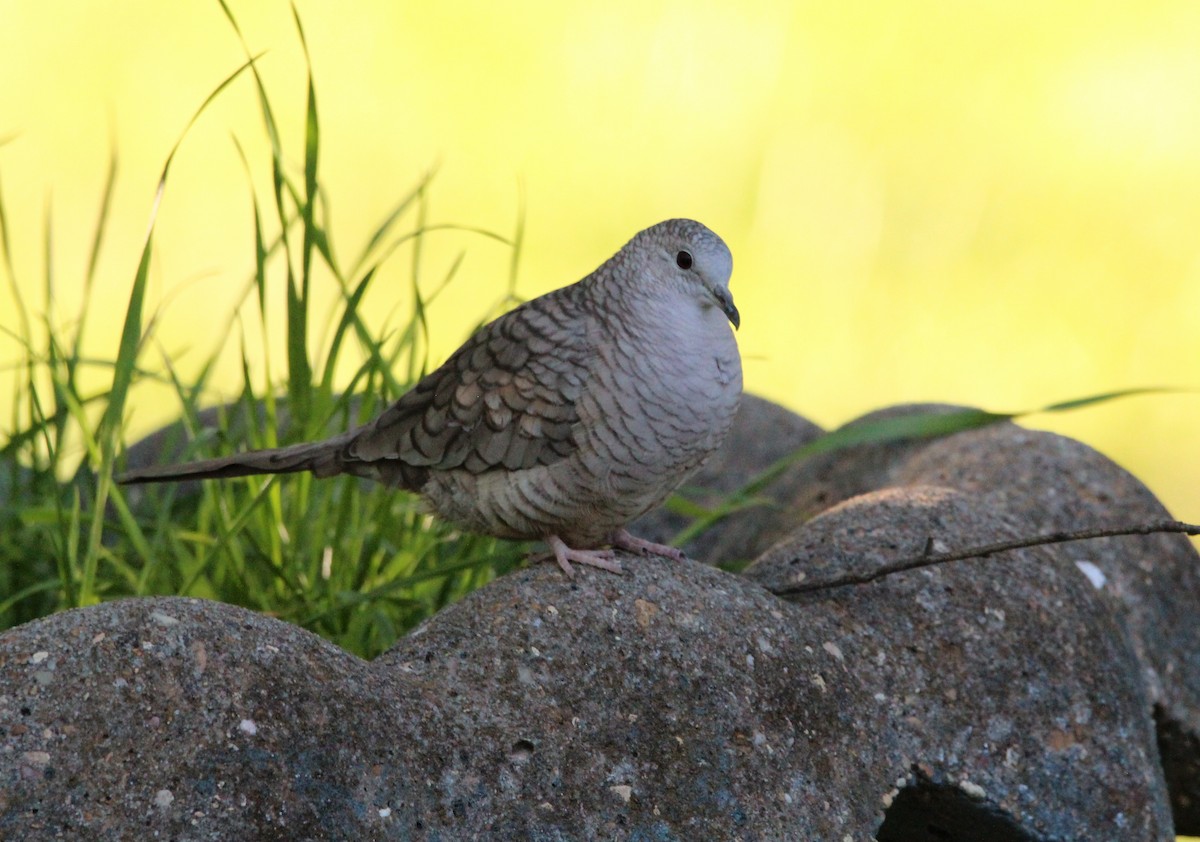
509,739,535,763
1154,704,1200,834
876,780,1042,842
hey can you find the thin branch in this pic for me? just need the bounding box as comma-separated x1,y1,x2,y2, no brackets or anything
768,520,1200,598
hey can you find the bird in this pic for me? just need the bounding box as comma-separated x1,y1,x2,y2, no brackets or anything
118,218,743,575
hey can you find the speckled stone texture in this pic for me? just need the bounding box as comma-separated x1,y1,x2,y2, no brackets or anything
0,545,1175,839
747,486,1174,840
762,403,1200,833
2,571,874,840
1,398,1193,840
0,598,391,840
895,423,1200,832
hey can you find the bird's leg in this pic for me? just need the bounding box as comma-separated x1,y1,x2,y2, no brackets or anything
545,535,624,576
611,529,686,562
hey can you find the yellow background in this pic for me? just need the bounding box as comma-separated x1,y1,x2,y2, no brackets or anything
1,0,1198,531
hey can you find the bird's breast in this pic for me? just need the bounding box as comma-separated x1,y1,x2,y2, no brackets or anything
582,296,742,480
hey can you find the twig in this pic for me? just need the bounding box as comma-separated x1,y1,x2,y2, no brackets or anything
768,520,1200,598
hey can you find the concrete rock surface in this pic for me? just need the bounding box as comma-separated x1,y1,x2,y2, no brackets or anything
1,398,1194,840
763,404,1200,832
747,485,1174,840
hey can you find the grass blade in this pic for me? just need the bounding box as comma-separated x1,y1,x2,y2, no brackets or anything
81,56,260,604
671,388,1188,547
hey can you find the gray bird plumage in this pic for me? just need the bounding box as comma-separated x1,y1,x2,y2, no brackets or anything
118,218,743,574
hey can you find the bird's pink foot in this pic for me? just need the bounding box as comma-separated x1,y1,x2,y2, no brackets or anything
612,529,686,562
546,535,624,576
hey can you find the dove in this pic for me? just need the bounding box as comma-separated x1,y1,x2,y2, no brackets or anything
118,218,743,575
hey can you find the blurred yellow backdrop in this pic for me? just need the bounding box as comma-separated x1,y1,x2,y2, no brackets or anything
1,1,1198,525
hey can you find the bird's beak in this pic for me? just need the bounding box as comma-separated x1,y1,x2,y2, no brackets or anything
713,287,740,330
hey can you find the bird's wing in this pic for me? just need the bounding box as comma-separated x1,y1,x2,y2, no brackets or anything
344,288,595,481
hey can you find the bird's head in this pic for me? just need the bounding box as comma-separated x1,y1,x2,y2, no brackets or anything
631,218,739,329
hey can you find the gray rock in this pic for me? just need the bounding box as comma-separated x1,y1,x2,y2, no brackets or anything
895,423,1200,831
2,397,1190,839
1,575,874,839
746,485,1174,840
379,556,881,839
751,402,1200,834
0,597,394,840
1,518,1175,839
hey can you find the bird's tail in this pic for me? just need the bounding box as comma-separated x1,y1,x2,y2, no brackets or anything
116,434,353,485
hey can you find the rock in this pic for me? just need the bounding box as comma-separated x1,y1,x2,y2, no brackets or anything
0,597,395,839
378,556,882,838
2,398,1191,839
0,572,879,839
895,423,1200,831
1,523,1175,839
754,403,1200,834
746,485,1174,840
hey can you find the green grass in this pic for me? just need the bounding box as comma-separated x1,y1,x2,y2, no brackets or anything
0,6,528,658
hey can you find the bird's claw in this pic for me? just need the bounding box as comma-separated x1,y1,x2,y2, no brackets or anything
545,535,624,576
612,529,686,562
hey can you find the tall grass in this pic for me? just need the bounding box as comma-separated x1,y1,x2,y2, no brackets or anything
0,6,525,658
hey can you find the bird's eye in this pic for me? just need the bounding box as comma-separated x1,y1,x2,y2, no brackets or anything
675,250,693,270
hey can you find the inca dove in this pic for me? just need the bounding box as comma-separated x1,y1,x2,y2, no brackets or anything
118,218,743,574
